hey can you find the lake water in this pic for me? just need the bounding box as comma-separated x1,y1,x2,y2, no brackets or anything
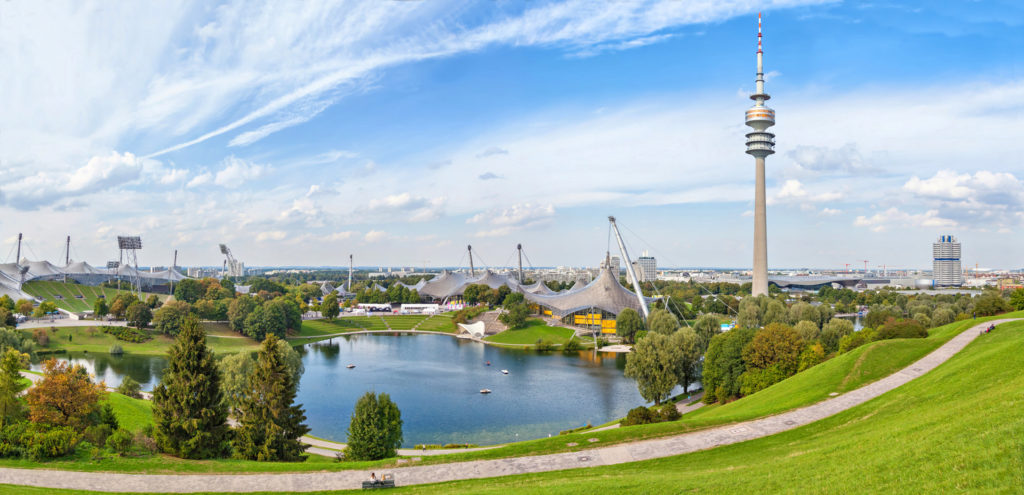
33,334,663,447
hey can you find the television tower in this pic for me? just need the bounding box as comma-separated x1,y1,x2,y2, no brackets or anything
745,12,776,297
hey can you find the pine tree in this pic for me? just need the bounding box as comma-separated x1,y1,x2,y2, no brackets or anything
151,316,231,459
234,334,309,461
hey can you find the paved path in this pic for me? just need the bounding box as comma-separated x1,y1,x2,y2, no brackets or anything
16,319,127,330
0,319,1013,493
300,437,498,457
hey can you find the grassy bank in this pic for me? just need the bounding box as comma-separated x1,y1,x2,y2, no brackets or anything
485,319,575,346
8,319,1023,493
23,323,260,356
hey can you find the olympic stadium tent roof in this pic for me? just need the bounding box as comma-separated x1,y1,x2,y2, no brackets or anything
418,271,469,300
0,264,23,281
372,283,387,292
20,259,64,278
398,279,428,291
63,261,102,275
149,269,189,282
521,267,656,318
468,270,518,290
320,281,335,296
520,281,555,295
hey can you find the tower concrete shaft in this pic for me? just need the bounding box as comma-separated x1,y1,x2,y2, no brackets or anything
745,12,775,297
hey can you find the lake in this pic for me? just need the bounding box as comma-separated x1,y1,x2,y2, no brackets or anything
33,333,665,447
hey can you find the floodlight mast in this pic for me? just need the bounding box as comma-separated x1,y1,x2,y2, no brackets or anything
116,236,143,297
608,216,650,320
517,244,524,284
15,233,21,264
467,245,475,276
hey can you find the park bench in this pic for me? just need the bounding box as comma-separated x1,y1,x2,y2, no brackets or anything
361,473,395,489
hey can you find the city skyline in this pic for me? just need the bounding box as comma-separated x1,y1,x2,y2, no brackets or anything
1,1,1022,270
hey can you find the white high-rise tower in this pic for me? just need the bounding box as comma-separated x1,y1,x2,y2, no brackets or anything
933,235,963,287
745,12,776,297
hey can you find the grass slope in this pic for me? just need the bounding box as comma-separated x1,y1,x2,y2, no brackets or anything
485,319,575,346
22,281,166,313
103,392,153,433
25,323,259,356
8,319,1022,493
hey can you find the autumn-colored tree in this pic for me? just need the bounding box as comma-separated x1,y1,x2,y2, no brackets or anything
15,299,34,317
26,359,105,430
742,323,804,375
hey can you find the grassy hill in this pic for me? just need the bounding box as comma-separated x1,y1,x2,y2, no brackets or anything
346,318,1024,493
485,319,576,346
21,280,167,313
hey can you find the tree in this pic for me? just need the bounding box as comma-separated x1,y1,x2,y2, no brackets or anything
125,302,153,330
737,302,761,329
93,298,109,318
33,301,58,318
624,332,682,405
647,309,680,335
701,328,756,403
616,308,644,344
672,328,702,394
794,320,820,343
244,303,287,341
462,284,485,305
798,343,826,372
1011,289,1024,311
974,293,1010,316
234,335,310,461
762,299,787,325
820,318,855,354
321,292,339,321
15,300,33,317
173,279,203,304
0,295,11,312
26,359,105,430
0,349,28,424
503,292,525,307
221,278,236,295
0,309,15,328
228,296,259,333
151,316,231,459
153,301,192,335
345,392,403,461
498,303,529,329
741,323,804,376
146,294,162,309
221,339,304,412
692,314,721,354
876,318,927,340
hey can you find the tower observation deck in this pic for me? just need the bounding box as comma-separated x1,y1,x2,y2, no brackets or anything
746,13,775,297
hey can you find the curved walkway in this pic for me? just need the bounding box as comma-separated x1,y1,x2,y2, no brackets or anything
0,319,1013,493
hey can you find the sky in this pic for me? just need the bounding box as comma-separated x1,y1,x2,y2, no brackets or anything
1,0,1022,271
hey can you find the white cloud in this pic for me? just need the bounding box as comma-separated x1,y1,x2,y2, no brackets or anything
364,230,388,242
256,230,287,242
469,203,555,237
476,147,509,158
186,172,213,188
159,168,190,185
362,193,446,222
214,156,265,187
768,179,842,205
820,207,842,216
2,151,142,209
853,208,957,232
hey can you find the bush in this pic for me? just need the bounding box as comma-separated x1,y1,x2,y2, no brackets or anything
738,365,789,396
116,377,142,399
656,404,681,422
88,403,119,431
876,318,927,340
621,406,656,426
797,343,826,372
109,344,124,355
132,431,158,454
32,328,49,347
83,424,113,447
533,339,555,352
101,326,152,343
106,429,133,455
25,426,80,461
562,338,581,353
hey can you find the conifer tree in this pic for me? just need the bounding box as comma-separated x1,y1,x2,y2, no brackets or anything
344,392,403,461
234,334,310,461
151,316,231,459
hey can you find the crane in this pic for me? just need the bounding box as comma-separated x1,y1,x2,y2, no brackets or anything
843,263,851,275
860,260,869,274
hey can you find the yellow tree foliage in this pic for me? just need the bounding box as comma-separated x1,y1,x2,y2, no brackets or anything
26,359,105,430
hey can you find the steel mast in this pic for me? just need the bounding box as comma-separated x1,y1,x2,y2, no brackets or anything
608,216,649,320
517,244,524,284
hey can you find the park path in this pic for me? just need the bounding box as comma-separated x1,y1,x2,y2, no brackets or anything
0,319,1013,493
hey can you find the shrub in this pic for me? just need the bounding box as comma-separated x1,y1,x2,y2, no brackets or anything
102,326,152,343
656,404,681,422
109,344,124,355
738,365,789,396
620,406,656,426
533,339,555,352
797,343,826,372
132,431,158,454
116,377,142,399
83,424,113,447
88,403,119,431
25,426,80,461
562,338,581,353
876,318,927,340
32,328,49,347
106,429,134,455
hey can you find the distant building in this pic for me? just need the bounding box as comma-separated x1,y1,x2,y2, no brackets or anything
933,235,963,287
637,251,656,282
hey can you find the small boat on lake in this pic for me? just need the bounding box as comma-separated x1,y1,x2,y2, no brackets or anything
480,389,491,394
485,361,491,366
501,370,509,374
346,364,356,369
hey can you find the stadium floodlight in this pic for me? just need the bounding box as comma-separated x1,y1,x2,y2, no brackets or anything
107,261,120,269
219,244,229,255
117,236,142,250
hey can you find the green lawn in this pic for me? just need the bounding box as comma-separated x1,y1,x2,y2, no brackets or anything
25,323,260,356
8,319,1023,493
416,314,456,333
103,392,153,433
485,319,576,346
22,281,168,314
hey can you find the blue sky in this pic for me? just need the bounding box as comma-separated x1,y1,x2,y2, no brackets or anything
1,0,1022,270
